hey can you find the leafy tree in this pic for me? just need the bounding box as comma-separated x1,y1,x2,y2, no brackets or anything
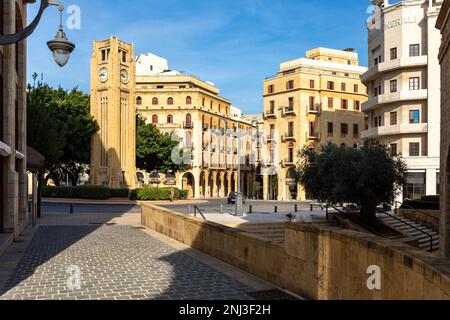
136,115,190,174
27,75,98,186
297,142,407,223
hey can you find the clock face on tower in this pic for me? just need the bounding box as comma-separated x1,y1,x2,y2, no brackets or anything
98,67,108,83
120,69,129,84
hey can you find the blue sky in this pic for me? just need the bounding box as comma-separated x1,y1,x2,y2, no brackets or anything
27,0,373,114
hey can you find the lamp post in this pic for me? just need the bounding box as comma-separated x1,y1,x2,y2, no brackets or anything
235,124,244,216
0,0,75,67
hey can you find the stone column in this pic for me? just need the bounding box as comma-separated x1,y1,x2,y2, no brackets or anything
263,174,269,200
212,171,217,198
3,0,19,235
192,168,201,199
205,172,210,198
219,171,225,197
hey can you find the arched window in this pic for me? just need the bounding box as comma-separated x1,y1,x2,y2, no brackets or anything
185,131,192,148
152,97,159,105
167,97,174,105
136,96,142,105
167,115,173,124
185,113,192,124
186,96,192,105
202,98,205,107
152,115,158,124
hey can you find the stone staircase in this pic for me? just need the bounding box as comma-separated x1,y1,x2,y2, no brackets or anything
237,223,286,245
379,214,439,252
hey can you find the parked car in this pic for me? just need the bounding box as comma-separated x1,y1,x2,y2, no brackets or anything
227,192,246,204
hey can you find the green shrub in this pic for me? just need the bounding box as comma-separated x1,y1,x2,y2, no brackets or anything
110,188,130,198
402,198,439,210
420,195,440,203
129,187,187,201
42,185,111,200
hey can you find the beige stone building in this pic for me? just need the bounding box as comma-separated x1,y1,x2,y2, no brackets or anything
362,0,443,201
89,37,137,189
436,0,449,258
1,0,29,241
135,54,258,199
262,48,368,201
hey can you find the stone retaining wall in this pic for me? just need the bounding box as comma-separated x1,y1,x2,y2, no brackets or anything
399,209,440,232
142,204,450,299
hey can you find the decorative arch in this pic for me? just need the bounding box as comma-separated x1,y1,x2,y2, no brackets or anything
152,97,159,105
151,115,158,124
186,96,192,105
136,96,142,105
167,97,174,105
167,115,173,124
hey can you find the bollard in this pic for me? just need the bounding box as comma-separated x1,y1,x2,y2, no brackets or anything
274,206,278,213
220,205,223,214
70,203,74,214
295,204,298,212
310,204,313,211
249,205,253,214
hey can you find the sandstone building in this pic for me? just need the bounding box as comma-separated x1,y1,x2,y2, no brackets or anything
89,37,137,189
1,0,29,243
262,48,368,201
362,0,443,200
436,0,449,258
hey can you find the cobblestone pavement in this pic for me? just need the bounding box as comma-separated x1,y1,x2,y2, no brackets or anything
0,224,255,300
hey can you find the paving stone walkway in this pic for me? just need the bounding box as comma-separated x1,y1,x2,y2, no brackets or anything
0,224,255,300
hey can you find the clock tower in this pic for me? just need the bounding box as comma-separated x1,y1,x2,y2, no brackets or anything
90,36,137,189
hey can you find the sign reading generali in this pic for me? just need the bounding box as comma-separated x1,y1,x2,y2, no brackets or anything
383,16,417,30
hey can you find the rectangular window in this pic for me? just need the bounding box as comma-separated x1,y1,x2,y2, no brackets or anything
341,99,348,110
309,80,315,88
409,143,420,157
101,50,106,61
353,124,359,138
410,44,420,57
341,83,346,92
354,84,359,93
374,87,378,96
390,47,397,60
286,80,294,90
374,117,378,127
375,57,378,65
390,80,397,93
409,77,420,90
390,143,397,156
328,122,334,137
354,101,360,111
390,112,397,125
288,97,294,109
309,96,315,108
122,51,127,63
341,123,348,137
404,172,426,199
328,97,333,109
268,85,274,94
327,81,335,90
269,101,275,114
288,122,294,137
409,110,420,124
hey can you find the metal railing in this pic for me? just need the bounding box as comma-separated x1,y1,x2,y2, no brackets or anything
325,203,434,252
194,205,207,221
377,205,434,252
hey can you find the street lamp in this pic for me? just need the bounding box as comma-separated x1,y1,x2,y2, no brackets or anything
0,0,75,67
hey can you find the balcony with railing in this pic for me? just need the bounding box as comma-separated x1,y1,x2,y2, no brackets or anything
282,132,296,142
282,158,295,167
308,131,320,140
183,121,194,129
282,106,296,117
308,103,321,114
263,110,277,119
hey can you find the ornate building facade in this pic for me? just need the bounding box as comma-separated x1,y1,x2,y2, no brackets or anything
135,54,259,199
1,0,29,243
262,48,368,201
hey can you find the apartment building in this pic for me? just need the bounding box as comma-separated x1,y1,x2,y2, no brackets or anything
1,0,29,244
262,48,368,201
361,0,443,200
135,54,258,199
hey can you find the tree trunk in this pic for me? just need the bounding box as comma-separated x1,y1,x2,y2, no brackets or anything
359,203,378,225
